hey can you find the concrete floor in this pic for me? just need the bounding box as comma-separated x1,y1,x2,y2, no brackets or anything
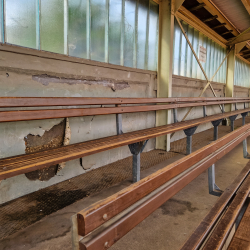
1,122,250,250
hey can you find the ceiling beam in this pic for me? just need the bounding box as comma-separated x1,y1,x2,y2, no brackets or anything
236,42,248,54
175,0,185,13
241,0,250,15
227,32,250,45
177,6,227,47
189,3,206,11
196,0,239,37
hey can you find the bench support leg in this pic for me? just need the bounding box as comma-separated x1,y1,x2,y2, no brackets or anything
211,119,222,141
229,115,238,131
184,126,198,155
129,140,148,183
241,112,250,159
208,164,223,197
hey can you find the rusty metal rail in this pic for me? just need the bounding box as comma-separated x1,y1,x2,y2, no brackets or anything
72,125,250,250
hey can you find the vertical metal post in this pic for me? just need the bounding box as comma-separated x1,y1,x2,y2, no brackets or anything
222,104,225,113
132,154,140,183
186,135,192,155
214,126,218,141
120,0,125,66
235,103,237,110
231,120,234,131
36,0,41,50
86,0,91,59
173,108,178,123
116,105,122,135
203,106,207,117
208,164,215,194
64,0,68,55
105,0,109,63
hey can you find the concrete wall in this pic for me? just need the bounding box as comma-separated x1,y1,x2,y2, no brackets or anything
0,45,249,204
0,44,157,204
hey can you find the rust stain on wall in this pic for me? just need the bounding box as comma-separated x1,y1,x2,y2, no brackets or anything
24,120,66,181
32,74,130,91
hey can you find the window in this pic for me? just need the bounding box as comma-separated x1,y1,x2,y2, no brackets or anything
173,19,227,84
1,0,159,71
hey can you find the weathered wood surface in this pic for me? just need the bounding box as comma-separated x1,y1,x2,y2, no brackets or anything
0,109,249,181
0,101,249,122
78,131,250,250
203,175,250,250
228,202,250,250
181,166,250,250
77,125,250,236
0,97,249,107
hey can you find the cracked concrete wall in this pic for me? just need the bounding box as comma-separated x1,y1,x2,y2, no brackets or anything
0,45,156,204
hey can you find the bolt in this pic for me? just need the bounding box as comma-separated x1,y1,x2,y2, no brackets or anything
104,242,109,248
103,214,108,220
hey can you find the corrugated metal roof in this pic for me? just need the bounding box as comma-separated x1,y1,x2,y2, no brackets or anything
211,0,250,33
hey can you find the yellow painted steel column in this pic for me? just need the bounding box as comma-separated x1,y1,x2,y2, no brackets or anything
225,46,235,114
156,0,174,151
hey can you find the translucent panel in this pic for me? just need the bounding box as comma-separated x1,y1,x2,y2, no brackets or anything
124,0,136,68
234,57,250,87
6,0,36,48
68,0,87,58
173,19,181,75
186,25,193,78
109,0,122,65
91,0,105,62
41,0,64,54
147,0,158,71
137,0,148,69
0,0,3,42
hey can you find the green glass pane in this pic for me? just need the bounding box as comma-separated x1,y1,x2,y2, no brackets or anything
68,0,87,58
0,0,3,42
137,0,148,69
147,1,158,71
6,0,36,48
91,0,105,62
41,0,64,54
124,0,136,68
109,0,122,65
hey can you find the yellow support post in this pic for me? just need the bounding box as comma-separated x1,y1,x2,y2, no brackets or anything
225,46,235,115
156,0,175,151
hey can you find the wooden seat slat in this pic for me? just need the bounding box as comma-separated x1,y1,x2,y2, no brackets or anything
0,100,249,123
203,175,250,250
0,108,249,181
0,97,249,107
180,166,250,250
228,202,250,249
77,125,250,236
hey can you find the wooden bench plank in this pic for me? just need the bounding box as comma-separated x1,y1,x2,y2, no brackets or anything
0,108,249,181
0,101,249,123
0,97,249,107
79,133,250,250
180,167,250,250
203,175,250,250
228,202,250,250
77,125,250,236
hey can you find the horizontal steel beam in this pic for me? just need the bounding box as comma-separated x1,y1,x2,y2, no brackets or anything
227,32,250,45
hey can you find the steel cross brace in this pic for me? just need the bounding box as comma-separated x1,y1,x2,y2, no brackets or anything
208,164,223,197
116,112,148,183
184,126,198,155
242,112,250,159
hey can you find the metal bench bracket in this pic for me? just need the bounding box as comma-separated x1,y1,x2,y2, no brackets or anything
184,126,198,155
208,164,223,197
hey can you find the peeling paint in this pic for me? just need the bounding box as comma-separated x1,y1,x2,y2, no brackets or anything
24,120,66,181
57,118,71,173
32,74,130,91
